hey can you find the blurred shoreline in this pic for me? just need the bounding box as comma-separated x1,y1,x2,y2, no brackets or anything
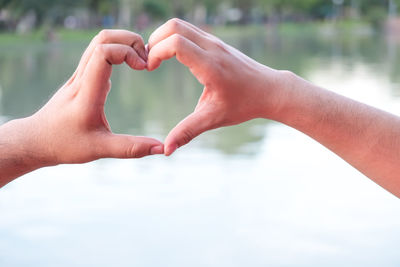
0,20,387,45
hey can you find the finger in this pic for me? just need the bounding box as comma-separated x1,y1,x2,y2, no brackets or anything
147,34,208,71
178,19,212,36
164,111,214,156
148,18,211,51
81,43,147,103
100,134,164,158
67,35,98,84
74,30,146,81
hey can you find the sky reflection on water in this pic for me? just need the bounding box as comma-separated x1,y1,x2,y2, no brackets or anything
0,27,400,266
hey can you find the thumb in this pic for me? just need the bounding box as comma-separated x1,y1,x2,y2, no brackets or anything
100,134,164,159
164,110,215,156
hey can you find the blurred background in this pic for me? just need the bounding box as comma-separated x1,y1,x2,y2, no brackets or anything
1,0,400,266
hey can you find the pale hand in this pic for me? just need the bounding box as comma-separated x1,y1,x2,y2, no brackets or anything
148,19,400,197
147,18,287,155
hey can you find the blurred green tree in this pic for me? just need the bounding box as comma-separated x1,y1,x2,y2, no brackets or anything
0,0,398,30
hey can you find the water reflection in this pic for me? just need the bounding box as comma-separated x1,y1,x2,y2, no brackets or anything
1,27,400,266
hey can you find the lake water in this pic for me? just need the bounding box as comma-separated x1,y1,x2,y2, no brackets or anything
0,25,400,266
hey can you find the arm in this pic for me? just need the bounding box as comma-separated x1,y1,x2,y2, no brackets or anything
276,73,400,196
0,118,49,186
0,29,164,188
147,18,400,197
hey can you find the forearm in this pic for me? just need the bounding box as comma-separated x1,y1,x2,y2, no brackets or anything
270,71,400,197
0,117,51,187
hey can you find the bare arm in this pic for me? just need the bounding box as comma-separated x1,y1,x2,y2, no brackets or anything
0,118,48,186
147,18,400,197
277,74,400,196
0,29,164,188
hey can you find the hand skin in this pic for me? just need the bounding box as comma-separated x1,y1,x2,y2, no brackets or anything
147,18,400,198
0,29,164,188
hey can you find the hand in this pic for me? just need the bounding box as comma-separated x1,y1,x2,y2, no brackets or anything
147,18,287,155
27,29,164,165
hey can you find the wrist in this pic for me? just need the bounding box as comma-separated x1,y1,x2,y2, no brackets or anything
257,68,299,122
0,117,55,186
267,69,326,129
1,116,56,170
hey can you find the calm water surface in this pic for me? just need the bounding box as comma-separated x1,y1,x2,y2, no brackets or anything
0,27,400,266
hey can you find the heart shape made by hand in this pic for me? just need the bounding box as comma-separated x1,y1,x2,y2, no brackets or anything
145,18,274,156
30,18,274,167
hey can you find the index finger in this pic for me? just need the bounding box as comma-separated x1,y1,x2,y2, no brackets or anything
80,43,147,105
148,18,211,51
72,30,147,82
147,34,208,71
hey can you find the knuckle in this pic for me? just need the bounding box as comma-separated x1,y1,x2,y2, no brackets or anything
179,129,195,146
167,18,182,32
132,33,144,46
126,143,138,158
126,143,146,158
94,44,112,65
280,70,296,81
93,44,106,56
97,29,111,43
171,33,184,49
213,38,229,53
134,32,144,42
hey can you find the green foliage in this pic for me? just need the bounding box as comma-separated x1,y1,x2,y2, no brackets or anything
1,0,81,25
84,0,115,14
0,0,397,30
143,0,169,19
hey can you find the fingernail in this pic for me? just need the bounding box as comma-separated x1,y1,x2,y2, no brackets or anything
146,61,154,71
150,145,164,155
165,144,178,156
138,57,147,69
